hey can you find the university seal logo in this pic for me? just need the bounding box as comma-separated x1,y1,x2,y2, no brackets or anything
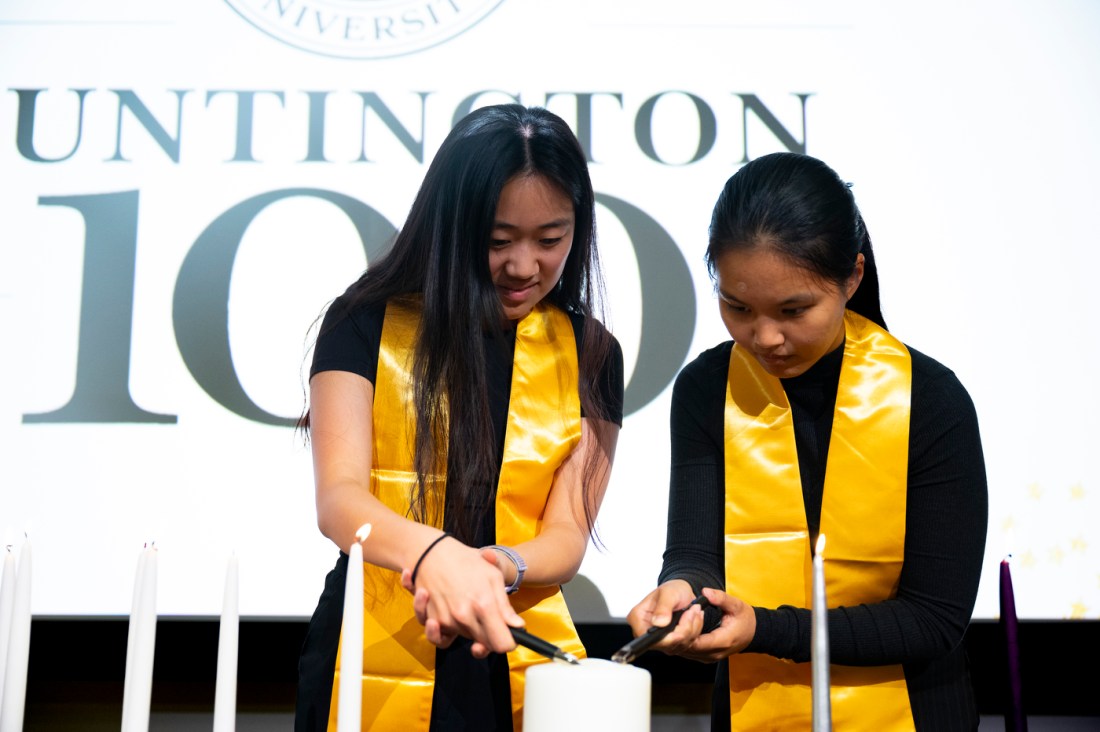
224,0,506,60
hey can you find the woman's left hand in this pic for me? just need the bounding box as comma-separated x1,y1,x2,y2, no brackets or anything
672,587,757,663
401,551,511,655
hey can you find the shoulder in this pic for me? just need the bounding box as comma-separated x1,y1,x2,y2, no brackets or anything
320,293,387,333
668,339,730,402
669,341,731,440
566,311,619,348
564,311,625,424
675,341,733,393
904,344,981,436
906,344,975,407
566,311,624,368
311,296,389,381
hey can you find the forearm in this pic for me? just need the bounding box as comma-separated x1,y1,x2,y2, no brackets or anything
747,490,987,665
310,369,450,573
510,522,589,586
659,461,726,596
748,583,980,666
498,417,616,589
316,480,446,573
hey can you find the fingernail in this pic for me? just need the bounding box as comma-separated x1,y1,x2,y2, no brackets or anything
653,615,667,626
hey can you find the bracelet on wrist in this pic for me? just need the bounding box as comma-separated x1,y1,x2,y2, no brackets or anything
488,544,526,594
410,532,452,588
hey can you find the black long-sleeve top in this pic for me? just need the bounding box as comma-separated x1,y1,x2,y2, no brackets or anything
658,339,988,731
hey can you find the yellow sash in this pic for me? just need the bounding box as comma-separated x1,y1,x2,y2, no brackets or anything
328,298,586,731
723,311,915,730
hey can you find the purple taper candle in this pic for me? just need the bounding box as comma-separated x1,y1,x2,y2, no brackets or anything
1000,556,1027,731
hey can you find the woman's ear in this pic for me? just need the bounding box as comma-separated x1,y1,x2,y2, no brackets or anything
846,252,866,300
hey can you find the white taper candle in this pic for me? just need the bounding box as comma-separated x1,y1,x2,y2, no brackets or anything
336,524,371,732
121,545,149,730
213,553,239,732
811,533,831,731
0,546,16,705
122,544,158,732
0,538,32,732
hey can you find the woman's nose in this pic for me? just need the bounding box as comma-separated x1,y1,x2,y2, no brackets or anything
753,318,784,349
505,242,538,279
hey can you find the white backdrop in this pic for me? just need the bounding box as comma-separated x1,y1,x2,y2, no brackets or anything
2,0,1098,621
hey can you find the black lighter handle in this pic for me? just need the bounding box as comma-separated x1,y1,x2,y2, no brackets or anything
511,626,580,664
611,594,710,664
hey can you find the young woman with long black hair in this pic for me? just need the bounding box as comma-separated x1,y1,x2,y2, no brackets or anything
296,104,623,731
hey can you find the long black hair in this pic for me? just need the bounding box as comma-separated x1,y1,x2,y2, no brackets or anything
308,104,615,543
706,152,886,329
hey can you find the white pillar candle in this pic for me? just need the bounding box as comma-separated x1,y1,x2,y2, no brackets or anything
213,554,239,732
336,524,371,732
523,658,651,732
122,545,158,732
0,539,32,732
811,533,831,732
0,546,16,703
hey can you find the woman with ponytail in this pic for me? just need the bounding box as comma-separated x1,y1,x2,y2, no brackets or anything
627,152,987,730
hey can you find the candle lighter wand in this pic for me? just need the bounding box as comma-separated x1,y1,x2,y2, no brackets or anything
511,627,580,665
611,594,710,664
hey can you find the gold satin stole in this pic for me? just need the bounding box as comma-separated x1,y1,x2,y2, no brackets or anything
723,311,916,730
328,298,585,731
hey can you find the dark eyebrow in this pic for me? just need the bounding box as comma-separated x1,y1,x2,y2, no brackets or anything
716,287,740,302
492,218,572,230
718,288,815,306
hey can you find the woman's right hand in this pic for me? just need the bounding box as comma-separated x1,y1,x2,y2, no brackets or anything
625,579,707,655
402,534,524,657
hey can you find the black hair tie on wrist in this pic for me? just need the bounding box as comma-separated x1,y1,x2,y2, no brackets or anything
410,532,453,588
